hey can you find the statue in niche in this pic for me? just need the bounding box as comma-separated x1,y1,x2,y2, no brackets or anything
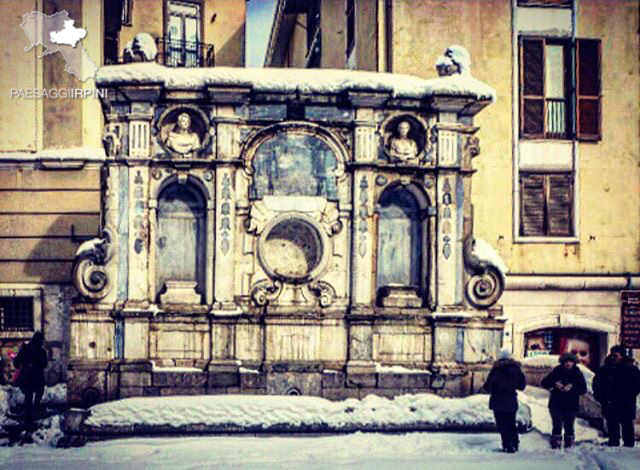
164,112,201,155
387,120,418,161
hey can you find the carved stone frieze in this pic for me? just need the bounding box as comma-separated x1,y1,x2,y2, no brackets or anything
246,199,342,238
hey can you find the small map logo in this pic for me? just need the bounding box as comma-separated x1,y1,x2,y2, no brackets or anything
20,10,98,82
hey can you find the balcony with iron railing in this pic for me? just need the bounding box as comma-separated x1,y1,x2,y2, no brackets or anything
105,37,214,67
155,37,215,67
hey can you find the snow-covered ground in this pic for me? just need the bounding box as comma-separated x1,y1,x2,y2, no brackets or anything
0,428,638,469
1,384,638,469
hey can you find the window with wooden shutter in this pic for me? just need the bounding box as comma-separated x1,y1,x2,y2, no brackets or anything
520,173,573,237
576,39,601,140
519,36,601,141
520,174,546,236
547,174,573,236
521,38,545,137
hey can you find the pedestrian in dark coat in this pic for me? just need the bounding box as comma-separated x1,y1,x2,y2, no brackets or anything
13,331,48,422
593,345,640,447
483,348,527,453
541,353,587,449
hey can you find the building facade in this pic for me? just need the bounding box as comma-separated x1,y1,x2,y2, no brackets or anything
0,0,246,385
266,0,640,369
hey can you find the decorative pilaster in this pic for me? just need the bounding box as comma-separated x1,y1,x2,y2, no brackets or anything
436,173,463,306
351,110,377,306
214,166,236,308
127,167,149,303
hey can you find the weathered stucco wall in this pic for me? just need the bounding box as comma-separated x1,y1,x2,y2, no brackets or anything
119,0,165,52
508,0,640,273
0,166,100,283
81,0,104,149
42,0,84,149
0,0,40,152
204,0,246,67
0,0,103,152
574,0,640,272
390,0,640,275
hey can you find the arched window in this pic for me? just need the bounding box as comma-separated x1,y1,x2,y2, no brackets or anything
376,186,426,305
156,183,206,303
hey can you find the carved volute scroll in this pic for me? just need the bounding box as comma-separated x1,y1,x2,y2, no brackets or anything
72,231,114,300
463,235,506,308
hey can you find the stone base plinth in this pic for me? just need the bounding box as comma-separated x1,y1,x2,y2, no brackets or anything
67,359,495,407
160,281,202,305
378,285,423,308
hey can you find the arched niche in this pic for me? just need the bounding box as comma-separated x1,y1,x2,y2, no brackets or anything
380,113,428,163
244,124,345,201
155,105,210,157
375,183,430,307
155,182,207,303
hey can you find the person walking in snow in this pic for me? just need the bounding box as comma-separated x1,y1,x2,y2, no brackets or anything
482,348,526,453
540,353,587,449
13,331,48,423
592,345,640,447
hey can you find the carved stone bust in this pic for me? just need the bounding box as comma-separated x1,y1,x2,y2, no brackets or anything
387,120,418,161
164,112,201,155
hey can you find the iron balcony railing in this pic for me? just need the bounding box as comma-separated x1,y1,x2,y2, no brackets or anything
546,98,567,139
155,37,215,68
105,37,214,67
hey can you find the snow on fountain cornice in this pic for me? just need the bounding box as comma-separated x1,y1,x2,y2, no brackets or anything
95,62,496,102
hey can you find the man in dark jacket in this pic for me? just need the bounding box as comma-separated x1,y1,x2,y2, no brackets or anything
483,348,527,453
541,353,587,449
593,345,640,447
13,331,48,422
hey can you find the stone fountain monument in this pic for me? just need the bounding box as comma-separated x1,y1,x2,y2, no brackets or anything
69,46,507,405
